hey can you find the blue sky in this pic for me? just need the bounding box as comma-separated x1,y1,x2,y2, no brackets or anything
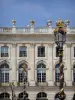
0,0,75,27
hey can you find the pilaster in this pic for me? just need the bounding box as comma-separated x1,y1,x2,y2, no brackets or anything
29,43,35,86
11,43,17,86
66,43,72,86
47,43,54,86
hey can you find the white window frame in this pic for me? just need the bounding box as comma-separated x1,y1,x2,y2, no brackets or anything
0,44,10,59
35,44,48,60
17,44,29,60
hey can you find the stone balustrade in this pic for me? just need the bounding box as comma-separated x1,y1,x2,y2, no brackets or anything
0,27,12,32
0,27,75,34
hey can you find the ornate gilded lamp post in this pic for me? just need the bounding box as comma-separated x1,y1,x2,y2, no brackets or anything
22,65,28,100
10,82,16,100
54,19,66,100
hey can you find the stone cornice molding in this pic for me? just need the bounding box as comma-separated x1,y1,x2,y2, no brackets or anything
12,43,17,47
66,43,72,47
30,43,36,47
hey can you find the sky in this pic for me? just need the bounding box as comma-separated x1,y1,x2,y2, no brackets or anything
0,0,75,27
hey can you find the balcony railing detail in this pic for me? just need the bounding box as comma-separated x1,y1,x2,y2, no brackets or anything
0,27,75,34
0,27,12,32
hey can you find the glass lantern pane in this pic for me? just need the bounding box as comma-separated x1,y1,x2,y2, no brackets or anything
59,33,63,42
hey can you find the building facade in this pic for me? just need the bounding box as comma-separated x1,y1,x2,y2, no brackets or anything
0,20,75,100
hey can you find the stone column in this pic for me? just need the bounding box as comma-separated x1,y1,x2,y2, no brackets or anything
11,43,17,86
47,44,54,86
28,43,35,86
66,43,72,86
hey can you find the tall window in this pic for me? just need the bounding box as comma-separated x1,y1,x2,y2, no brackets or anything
18,63,27,82
36,92,47,100
37,63,46,82
73,65,75,82
74,47,75,57
0,63,9,83
1,46,9,57
19,46,27,57
55,64,60,82
38,46,45,57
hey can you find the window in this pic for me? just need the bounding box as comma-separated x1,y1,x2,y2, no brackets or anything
18,63,27,82
73,65,75,82
56,46,59,57
18,92,28,100
0,92,10,99
38,46,45,57
19,46,27,57
36,92,47,100
1,46,9,57
37,63,46,82
0,63,9,83
74,47,75,57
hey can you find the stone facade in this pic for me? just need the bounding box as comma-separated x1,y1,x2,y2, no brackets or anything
0,22,75,100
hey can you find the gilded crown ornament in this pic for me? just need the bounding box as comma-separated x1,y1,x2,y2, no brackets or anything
54,19,66,34
56,19,64,27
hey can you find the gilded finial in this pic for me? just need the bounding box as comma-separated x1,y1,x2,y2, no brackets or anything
54,19,66,33
56,19,64,28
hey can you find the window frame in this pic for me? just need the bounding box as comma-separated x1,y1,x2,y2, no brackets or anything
0,63,9,83
18,63,28,83
38,46,45,57
37,63,46,83
19,46,27,57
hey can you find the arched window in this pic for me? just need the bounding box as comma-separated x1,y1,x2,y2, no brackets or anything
36,92,47,100
38,46,45,57
18,92,29,100
1,46,9,57
55,63,60,82
18,63,28,82
0,92,10,99
37,63,46,82
73,65,75,82
0,63,9,83
73,93,75,100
